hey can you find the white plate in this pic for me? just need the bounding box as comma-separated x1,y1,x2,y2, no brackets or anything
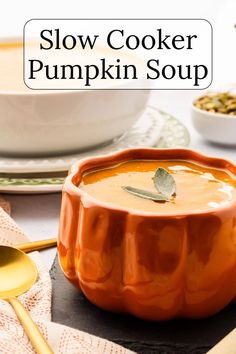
0,107,190,194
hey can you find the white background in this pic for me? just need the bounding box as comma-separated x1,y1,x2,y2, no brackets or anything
1,0,236,269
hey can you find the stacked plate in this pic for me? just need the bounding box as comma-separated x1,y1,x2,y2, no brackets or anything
0,107,190,194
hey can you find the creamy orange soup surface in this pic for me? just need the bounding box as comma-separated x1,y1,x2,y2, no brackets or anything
79,160,236,213
0,42,28,92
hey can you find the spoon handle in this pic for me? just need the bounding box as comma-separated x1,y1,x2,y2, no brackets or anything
7,297,53,354
16,238,57,253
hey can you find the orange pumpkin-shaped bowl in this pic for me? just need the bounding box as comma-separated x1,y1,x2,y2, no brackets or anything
58,148,236,320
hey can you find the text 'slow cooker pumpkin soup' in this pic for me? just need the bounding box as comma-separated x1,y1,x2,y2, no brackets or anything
58,149,236,321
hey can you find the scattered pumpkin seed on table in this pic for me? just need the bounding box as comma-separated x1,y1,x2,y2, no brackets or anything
194,92,236,116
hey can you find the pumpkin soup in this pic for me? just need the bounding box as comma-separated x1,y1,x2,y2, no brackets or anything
80,160,236,213
0,42,28,92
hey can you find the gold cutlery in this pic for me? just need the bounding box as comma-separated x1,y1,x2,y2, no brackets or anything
16,238,57,253
0,245,53,353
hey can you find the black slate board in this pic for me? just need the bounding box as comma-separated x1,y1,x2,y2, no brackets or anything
50,255,236,354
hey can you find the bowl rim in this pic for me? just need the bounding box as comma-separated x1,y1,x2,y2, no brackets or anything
63,147,236,218
192,99,236,120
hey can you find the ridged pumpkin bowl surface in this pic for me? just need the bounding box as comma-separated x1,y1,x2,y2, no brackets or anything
58,148,236,320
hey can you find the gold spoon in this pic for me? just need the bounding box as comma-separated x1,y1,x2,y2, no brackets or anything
0,245,53,353
16,237,57,253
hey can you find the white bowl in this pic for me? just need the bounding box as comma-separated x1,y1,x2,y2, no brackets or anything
0,38,150,156
0,89,150,156
191,103,236,146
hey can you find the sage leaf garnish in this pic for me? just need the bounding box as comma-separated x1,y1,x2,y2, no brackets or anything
122,186,169,202
153,167,176,198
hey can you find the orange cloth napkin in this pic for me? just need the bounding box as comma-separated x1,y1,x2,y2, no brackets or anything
0,200,135,354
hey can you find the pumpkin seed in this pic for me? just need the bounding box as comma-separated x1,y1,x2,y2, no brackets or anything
194,92,236,116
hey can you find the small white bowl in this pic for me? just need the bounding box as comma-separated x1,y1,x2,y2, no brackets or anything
192,102,236,146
